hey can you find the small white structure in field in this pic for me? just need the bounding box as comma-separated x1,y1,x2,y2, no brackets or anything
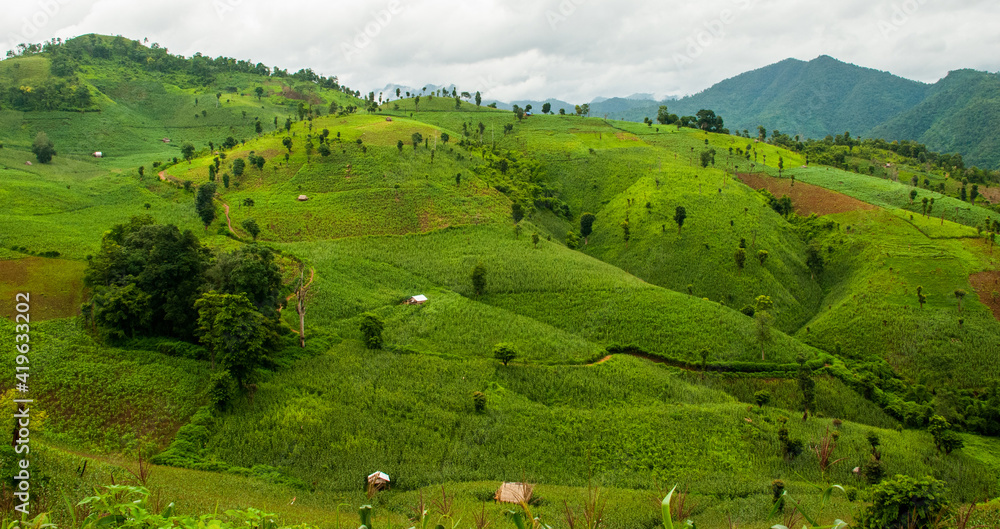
93,151,103,158
366,471,390,495
297,195,309,201
24,161,32,166
495,482,533,504
162,138,171,143
405,295,428,305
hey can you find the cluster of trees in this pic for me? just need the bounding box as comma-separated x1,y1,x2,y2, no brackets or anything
758,126,999,185
653,106,728,133
82,217,285,396
6,34,358,96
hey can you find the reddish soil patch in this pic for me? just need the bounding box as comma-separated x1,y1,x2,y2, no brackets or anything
970,270,1000,322
977,186,1000,205
0,257,86,321
736,172,878,216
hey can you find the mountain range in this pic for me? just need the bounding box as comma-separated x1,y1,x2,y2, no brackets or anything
387,56,1000,169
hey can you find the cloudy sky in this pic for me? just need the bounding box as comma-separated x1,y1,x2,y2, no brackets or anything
3,0,999,102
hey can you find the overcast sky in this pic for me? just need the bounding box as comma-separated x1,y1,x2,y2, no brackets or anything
3,0,999,102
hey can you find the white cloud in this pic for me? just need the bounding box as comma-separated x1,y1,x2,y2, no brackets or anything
1,0,997,102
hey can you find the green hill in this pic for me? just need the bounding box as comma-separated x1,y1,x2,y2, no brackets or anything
2,35,1000,529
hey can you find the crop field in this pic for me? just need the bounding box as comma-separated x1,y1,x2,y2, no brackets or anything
2,43,1000,528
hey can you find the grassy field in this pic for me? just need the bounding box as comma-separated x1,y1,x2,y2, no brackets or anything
2,46,1000,528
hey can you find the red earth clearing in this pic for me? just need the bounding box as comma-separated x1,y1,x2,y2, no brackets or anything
970,270,1000,322
737,172,878,216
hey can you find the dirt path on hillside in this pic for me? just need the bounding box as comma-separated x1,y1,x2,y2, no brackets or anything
588,350,695,369
157,170,180,184
737,172,878,216
221,202,237,236
970,270,1000,322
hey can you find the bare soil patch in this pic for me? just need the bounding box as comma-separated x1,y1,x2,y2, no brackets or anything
970,270,1000,322
737,172,878,216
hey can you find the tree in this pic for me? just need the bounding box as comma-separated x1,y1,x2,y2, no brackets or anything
757,250,769,265
195,182,217,227
195,291,273,387
621,219,630,244
734,248,746,270
778,156,784,177
917,286,926,309
532,232,540,249
909,189,917,204
471,263,487,295
282,137,293,153
138,166,145,178
566,231,581,250
971,184,980,205
255,121,263,135
805,242,824,279
542,102,551,114
475,91,482,107
181,143,196,162
674,206,687,234
954,289,967,312
656,105,672,124
700,150,712,168
215,92,222,108
31,132,56,163
241,219,260,241
360,312,384,349
232,158,245,178
318,143,331,157
414,95,420,112
928,415,964,455
473,391,487,413
89,284,152,341
411,132,423,150
493,343,517,366
254,86,264,100
208,165,216,181
441,132,449,143
580,213,596,243
754,390,771,408
855,475,948,529
204,244,283,322
511,203,525,223
397,139,404,153
222,173,230,188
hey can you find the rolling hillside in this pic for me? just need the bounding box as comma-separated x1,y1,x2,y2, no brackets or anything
2,35,1000,529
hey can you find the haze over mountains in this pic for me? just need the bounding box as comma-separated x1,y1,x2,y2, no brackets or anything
386,56,1000,168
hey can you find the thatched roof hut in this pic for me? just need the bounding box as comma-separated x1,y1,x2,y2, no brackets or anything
494,482,533,504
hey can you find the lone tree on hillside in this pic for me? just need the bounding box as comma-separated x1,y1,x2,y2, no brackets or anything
282,137,293,153
805,242,824,279
475,91,482,107
674,206,687,234
917,286,927,308
493,343,517,366
31,132,56,163
241,219,260,241
232,158,246,178
360,312,384,349
471,263,487,295
195,182,217,228
758,250,769,265
542,102,551,114
909,189,918,204
254,86,264,100
734,247,747,270
411,132,423,150
580,212,596,244
754,295,774,360
182,143,196,162
512,203,525,223
954,289,967,312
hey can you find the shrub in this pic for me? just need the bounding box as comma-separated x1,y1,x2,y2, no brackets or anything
472,391,486,413
493,343,517,366
856,475,948,529
360,313,384,349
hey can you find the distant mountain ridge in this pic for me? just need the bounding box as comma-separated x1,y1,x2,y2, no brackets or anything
392,56,1000,168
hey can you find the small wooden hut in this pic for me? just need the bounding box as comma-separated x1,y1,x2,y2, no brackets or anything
366,471,390,497
494,482,533,504
404,295,428,305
